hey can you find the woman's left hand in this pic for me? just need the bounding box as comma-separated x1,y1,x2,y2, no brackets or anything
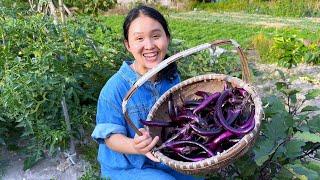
133,128,160,162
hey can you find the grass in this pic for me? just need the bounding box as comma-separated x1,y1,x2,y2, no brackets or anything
193,0,320,18
101,12,319,49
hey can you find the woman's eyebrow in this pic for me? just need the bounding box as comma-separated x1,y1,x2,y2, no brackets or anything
133,32,143,36
132,29,162,36
151,29,162,33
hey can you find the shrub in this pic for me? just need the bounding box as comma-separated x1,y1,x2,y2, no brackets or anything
64,0,117,14
251,33,274,63
0,10,127,169
304,42,320,65
271,35,308,68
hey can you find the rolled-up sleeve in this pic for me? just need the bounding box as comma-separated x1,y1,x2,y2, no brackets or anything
91,92,127,144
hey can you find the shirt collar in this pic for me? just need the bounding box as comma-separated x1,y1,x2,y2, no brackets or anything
118,60,141,86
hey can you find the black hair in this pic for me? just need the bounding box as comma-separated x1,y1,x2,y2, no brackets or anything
123,5,178,82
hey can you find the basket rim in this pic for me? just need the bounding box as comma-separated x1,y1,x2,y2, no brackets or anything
147,73,263,168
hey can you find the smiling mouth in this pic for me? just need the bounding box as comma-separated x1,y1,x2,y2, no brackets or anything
143,52,158,61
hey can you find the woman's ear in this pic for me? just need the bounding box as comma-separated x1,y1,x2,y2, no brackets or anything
124,40,130,52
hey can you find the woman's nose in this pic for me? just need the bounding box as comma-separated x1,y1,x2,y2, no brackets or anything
144,39,155,49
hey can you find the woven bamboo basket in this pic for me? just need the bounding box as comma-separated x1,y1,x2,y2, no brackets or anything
122,39,263,175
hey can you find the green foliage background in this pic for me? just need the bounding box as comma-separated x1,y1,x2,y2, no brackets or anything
193,0,320,17
0,8,127,169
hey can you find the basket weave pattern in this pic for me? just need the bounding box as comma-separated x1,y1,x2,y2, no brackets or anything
147,74,263,175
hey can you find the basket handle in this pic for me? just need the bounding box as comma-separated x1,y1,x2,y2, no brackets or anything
122,39,251,136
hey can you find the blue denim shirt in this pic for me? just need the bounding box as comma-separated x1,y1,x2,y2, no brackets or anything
91,61,180,172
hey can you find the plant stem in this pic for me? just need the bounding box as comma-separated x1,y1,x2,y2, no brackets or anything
296,143,320,160
260,138,290,176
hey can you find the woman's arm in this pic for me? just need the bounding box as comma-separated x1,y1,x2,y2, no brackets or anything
105,128,160,161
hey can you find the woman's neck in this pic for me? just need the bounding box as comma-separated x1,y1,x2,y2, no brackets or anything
131,61,157,82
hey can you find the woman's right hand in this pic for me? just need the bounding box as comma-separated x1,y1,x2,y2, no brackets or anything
133,128,160,162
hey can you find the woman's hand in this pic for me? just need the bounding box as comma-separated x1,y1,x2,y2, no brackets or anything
133,128,160,162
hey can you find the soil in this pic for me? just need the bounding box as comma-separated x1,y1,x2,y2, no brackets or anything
249,51,320,116
1,147,89,180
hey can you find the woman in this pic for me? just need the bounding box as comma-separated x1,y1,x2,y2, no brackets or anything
92,5,203,180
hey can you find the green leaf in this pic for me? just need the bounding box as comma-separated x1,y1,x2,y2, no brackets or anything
253,112,290,166
265,114,288,141
253,139,274,166
289,90,299,104
304,161,320,174
305,89,320,100
15,121,26,128
0,138,5,145
275,81,288,92
284,140,305,159
287,163,319,180
276,166,294,179
234,153,257,177
23,151,43,170
293,131,320,143
263,96,287,117
0,116,5,122
275,69,286,80
301,106,320,112
309,117,320,133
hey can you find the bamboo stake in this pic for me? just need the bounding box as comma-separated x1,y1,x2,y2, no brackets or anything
28,0,35,11
61,97,77,164
63,4,72,16
48,0,58,25
37,1,42,12
58,0,65,24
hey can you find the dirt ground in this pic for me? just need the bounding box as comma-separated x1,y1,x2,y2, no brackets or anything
1,147,89,180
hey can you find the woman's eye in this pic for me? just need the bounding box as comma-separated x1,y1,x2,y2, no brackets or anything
153,35,160,39
136,37,143,41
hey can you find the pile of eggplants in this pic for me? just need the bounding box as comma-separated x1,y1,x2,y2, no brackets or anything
140,87,255,162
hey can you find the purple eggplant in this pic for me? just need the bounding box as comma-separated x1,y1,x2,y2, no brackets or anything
183,99,202,109
155,86,254,162
190,124,222,136
163,124,190,144
234,87,248,97
156,140,214,157
225,108,241,124
177,153,207,162
177,113,208,128
193,92,221,114
195,91,212,98
168,94,176,121
140,119,173,127
215,89,255,135
218,107,255,135
207,131,234,150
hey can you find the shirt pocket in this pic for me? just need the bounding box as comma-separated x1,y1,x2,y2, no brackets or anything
126,102,150,137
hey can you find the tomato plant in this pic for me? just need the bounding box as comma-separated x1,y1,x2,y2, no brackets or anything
0,9,127,170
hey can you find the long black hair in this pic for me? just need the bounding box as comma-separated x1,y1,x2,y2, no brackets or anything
123,5,178,82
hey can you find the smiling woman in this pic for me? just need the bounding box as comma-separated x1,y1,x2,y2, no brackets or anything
91,5,204,180
124,15,170,77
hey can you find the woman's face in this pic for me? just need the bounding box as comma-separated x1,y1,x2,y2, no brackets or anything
124,15,170,75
